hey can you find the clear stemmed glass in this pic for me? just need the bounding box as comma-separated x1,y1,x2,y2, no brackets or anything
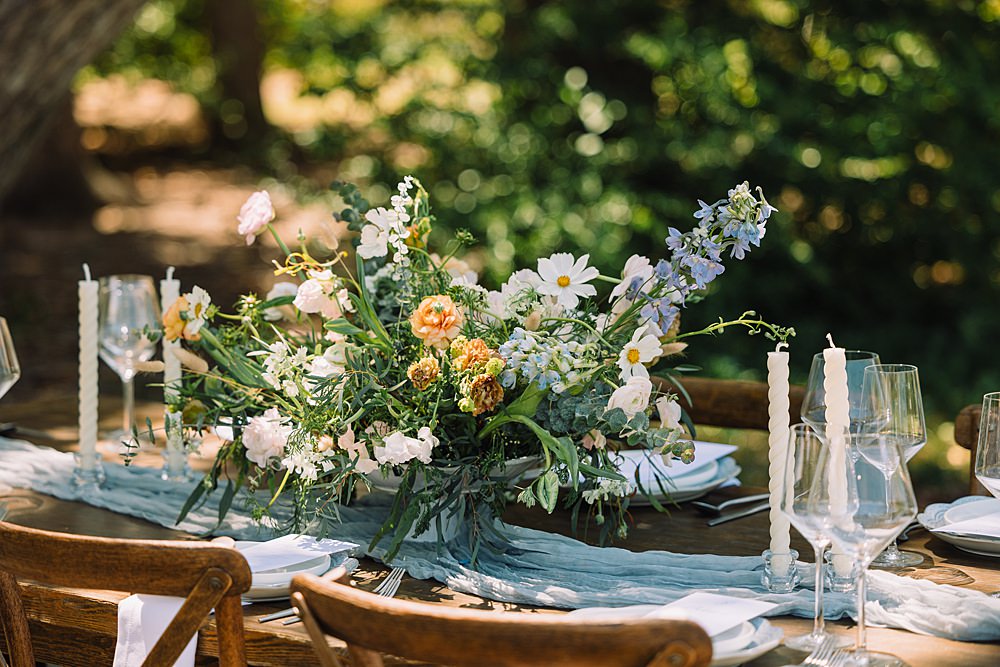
810,429,917,667
779,423,851,651
0,317,20,402
0,317,21,499
862,364,926,568
975,392,1000,499
801,350,881,434
98,275,160,444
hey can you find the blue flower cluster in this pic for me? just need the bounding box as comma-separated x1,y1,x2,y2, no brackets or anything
498,328,588,394
656,182,776,300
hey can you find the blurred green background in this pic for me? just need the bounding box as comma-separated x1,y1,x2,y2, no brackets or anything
22,0,1000,499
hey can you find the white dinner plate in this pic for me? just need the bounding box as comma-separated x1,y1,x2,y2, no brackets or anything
235,541,332,601
918,497,1000,557
630,458,741,506
565,606,777,664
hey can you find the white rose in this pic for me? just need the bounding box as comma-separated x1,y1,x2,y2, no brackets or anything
655,396,683,432
243,408,292,467
607,377,653,419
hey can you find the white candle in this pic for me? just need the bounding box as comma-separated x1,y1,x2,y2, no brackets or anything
78,264,99,470
823,333,852,576
767,342,792,574
160,267,181,406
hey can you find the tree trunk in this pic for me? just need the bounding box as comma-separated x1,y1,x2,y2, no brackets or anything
205,0,269,145
0,0,146,208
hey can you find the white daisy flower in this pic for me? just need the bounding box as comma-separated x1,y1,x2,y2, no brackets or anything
535,253,599,309
616,326,661,380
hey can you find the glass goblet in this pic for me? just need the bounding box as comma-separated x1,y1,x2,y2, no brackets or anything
801,350,880,434
0,317,20,401
810,430,917,667
0,317,20,498
98,275,160,445
779,423,851,651
863,364,926,568
975,391,1000,499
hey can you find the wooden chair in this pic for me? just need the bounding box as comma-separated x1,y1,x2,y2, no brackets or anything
954,403,988,495
289,568,713,667
661,376,805,431
0,521,252,667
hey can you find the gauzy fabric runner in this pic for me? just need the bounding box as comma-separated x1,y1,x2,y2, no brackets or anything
2,436,1000,642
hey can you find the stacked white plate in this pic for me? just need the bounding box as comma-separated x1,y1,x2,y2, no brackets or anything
566,605,782,666
615,444,741,505
918,496,1000,557
235,535,358,601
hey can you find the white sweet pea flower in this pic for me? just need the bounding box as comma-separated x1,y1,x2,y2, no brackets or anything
243,408,292,467
412,426,438,464
263,282,298,321
655,395,683,432
535,253,599,310
373,431,416,466
606,376,653,419
610,254,654,301
358,207,410,260
337,426,378,474
616,326,662,380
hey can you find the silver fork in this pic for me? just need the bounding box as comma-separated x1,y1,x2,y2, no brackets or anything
373,566,405,598
826,649,854,667
801,635,839,667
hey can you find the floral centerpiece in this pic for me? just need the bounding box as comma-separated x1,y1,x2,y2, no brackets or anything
166,177,791,556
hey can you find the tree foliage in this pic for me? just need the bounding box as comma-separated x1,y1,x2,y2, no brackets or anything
87,0,1000,414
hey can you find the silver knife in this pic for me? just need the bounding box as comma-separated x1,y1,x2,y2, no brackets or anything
706,500,770,527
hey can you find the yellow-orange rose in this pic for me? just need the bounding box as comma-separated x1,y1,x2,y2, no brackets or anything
409,295,463,349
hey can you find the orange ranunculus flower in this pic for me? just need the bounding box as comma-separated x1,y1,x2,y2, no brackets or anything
163,296,197,342
409,295,464,349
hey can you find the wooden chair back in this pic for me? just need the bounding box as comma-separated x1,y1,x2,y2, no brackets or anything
289,568,713,667
662,376,805,431
0,521,252,667
954,403,989,495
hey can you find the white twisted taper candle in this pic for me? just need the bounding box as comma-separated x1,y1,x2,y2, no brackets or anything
823,333,852,577
767,341,792,574
78,264,99,470
160,266,181,405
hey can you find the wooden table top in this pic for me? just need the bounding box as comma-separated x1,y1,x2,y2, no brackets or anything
2,398,1000,666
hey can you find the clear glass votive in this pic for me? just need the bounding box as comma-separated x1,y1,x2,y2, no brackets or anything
825,550,858,593
72,450,106,489
761,548,800,593
160,411,193,482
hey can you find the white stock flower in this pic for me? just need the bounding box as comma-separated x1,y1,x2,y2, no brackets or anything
616,326,662,380
263,282,298,321
606,376,653,419
655,396,683,432
535,253,599,310
243,408,292,467
358,207,410,261
281,449,319,481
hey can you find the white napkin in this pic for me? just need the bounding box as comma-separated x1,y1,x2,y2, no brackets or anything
238,534,358,573
113,594,196,667
932,512,1000,539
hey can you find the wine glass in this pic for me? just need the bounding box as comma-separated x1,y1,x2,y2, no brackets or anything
0,317,20,401
975,392,1000,499
0,317,20,499
779,423,850,650
98,275,160,444
801,350,880,434
861,364,926,568
808,429,917,667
